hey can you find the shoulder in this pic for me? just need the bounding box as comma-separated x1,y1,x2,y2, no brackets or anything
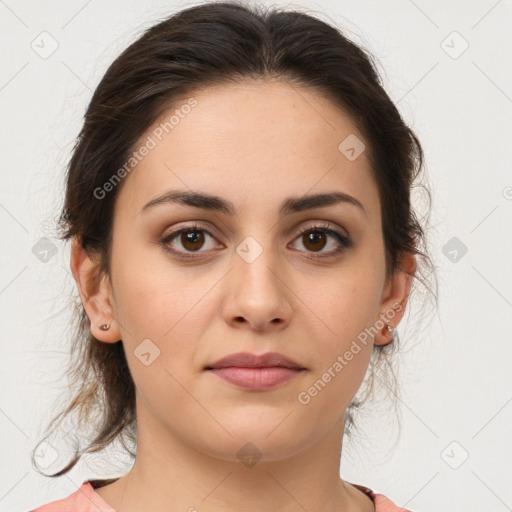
351,482,417,512
29,481,116,512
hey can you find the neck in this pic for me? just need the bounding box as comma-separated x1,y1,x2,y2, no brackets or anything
95,398,374,512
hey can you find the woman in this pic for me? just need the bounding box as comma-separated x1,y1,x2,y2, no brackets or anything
30,1,436,510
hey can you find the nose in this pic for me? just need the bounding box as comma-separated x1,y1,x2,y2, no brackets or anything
222,248,293,332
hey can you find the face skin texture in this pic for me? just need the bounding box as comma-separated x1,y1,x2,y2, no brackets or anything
71,78,415,512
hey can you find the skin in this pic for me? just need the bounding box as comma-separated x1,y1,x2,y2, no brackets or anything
71,78,416,512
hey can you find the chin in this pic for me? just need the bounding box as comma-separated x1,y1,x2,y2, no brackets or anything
192,416,314,464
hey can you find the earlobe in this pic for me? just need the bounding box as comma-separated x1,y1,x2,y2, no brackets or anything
69,237,122,343
374,252,416,346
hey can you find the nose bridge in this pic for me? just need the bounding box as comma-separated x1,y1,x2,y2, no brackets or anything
234,231,282,293
223,230,293,328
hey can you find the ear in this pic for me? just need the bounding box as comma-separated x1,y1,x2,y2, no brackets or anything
70,237,122,343
373,252,416,346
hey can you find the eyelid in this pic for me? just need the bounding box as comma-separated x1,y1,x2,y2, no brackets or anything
162,219,348,239
295,220,349,238
160,222,220,246
290,221,353,255
160,220,352,259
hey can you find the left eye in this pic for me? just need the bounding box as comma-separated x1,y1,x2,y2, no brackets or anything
289,224,352,258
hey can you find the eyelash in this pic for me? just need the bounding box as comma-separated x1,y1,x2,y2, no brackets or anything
160,222,353,260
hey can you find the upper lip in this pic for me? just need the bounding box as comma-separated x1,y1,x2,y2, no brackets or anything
205,351,304,370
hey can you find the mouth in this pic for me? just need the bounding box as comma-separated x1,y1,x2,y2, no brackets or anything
205,352,306,391
207,367,305,390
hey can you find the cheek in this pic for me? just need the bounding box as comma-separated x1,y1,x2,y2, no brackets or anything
300,262,382,399
111,249,221,373
310,264,383,342
111,259,213,417
111,235,200,329
296,284,376,423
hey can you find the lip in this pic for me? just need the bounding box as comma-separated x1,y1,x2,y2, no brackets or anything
206,351,304,370
205,351,305,391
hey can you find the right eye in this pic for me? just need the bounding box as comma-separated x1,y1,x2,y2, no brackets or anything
160,224,223,259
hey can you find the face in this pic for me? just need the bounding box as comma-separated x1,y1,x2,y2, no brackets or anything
74,79,413,462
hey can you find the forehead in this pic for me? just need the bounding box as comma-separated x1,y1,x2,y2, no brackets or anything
115,79,380,223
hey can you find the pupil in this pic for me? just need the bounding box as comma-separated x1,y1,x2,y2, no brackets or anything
305,231,325,251
183,230,203,250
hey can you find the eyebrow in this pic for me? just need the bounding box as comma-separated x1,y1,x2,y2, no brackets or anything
139,189,367,217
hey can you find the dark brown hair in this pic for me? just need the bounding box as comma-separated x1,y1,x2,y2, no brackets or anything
32,0,437,477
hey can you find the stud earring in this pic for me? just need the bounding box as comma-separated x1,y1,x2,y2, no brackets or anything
100,322,111,331
386,324,398,343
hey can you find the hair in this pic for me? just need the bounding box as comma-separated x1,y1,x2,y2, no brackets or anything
32,0,438,478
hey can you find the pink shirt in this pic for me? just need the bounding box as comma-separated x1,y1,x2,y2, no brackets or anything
30,480,414,511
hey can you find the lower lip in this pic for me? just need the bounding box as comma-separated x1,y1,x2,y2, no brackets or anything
208,367,303,390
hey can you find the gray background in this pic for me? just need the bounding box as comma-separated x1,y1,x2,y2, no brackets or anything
1,0,511,510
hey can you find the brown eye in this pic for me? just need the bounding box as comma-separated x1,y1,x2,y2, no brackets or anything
180,229,206,251
160,224,221,259
302,230,328,252
291,223,353,259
